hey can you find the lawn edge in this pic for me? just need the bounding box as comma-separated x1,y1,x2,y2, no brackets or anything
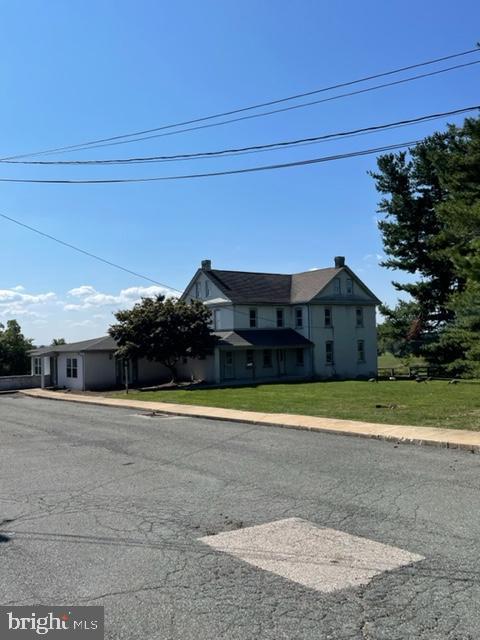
18,388,480,454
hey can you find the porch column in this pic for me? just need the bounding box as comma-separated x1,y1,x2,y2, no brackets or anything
40,356,46,389
214,348,221,384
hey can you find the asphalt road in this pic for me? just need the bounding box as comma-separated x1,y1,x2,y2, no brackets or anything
0,394,479,640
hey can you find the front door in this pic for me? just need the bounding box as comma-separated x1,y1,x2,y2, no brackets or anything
277,349,286,376
223,351,234,380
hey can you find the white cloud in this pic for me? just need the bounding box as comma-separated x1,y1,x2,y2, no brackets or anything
0,287,57,319
362,253,384,263
64,284,175,311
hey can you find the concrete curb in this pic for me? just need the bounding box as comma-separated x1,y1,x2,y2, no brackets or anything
18,388,480,454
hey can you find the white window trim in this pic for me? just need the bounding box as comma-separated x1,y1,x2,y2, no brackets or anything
295,307,303,328
356,307,364,328
34,357,42,375
357,339,366,363
325,340,334,365
66,357,78,379
324,307,332,327
276,308,284,328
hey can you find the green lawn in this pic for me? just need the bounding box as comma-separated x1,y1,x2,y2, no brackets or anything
108,379,480,431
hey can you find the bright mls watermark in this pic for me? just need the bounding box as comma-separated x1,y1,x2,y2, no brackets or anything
0,607,104,639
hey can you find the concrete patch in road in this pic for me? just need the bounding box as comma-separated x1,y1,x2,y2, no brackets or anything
199,517,424,593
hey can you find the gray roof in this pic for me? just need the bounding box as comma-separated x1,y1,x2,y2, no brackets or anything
30,336,117,356
214,329,313,348
207,268,342,304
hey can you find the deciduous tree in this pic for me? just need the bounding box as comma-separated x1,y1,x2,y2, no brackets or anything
109,295,217,382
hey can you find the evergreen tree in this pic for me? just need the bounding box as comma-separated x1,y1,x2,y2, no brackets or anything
371,116,480,371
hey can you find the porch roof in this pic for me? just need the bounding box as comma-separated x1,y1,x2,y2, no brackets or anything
214,328,313,348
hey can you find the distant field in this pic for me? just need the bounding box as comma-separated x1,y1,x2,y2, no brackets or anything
108,379,480,431
378,352,426,369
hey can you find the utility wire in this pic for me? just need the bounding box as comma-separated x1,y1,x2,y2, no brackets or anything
0,140,424,183
0,212,182,292
3,47,479,160
71,60,480,153
1,105,477,166
1,211,381,330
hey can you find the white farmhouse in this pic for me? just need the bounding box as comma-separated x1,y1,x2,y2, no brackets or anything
180,256,380,383
30,256,380,390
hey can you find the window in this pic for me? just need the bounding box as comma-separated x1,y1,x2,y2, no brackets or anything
334,278,341,294
296,348,304,366
212,309,219,330
33,357,42,375
346,278,353,295
276,308,284,328
324,307,332,327
195,282,200,298
356,307,364,327
225,351,233,366
263,349,272,368
246,350,254,368
357,340,365,363
205,280,210,297
295,308,303,328
249,308,257,328
66,357,78,379
325,341,334,365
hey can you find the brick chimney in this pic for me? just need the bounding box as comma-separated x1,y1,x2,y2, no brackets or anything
201,259,212,271
334,256,345,268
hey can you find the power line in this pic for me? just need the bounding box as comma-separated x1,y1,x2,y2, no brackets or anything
27,60,480,156
3,47,479,160
0,140,424,183
1,105,477,166
2,209,392,333
0,212,183,293
0,211,379,330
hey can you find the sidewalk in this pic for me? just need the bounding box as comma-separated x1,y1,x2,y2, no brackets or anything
20,388,480,453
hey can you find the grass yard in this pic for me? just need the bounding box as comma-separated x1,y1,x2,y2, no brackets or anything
108,379,480,431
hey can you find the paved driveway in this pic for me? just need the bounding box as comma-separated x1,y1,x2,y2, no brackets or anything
0,394,479,639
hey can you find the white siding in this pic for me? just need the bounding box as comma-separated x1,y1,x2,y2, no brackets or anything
317,271,375,301
309,304,377,378
84,352,117,389
185,272,230,303
57,353,84,390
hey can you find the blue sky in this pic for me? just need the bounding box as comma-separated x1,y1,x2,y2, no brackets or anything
0,0,479,344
